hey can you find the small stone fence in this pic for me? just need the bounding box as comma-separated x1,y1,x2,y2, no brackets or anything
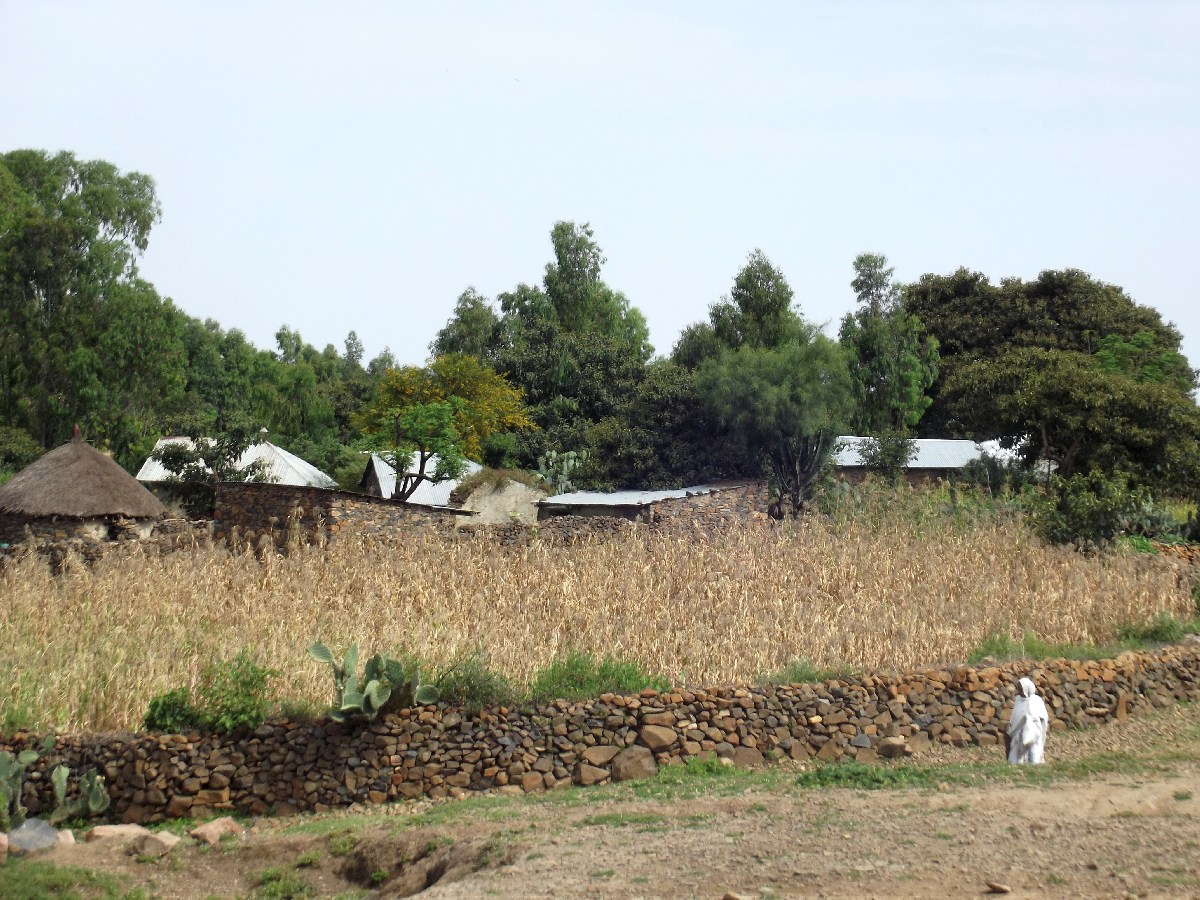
4,642,1198,825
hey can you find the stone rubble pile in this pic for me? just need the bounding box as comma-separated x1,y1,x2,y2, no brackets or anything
3,641,1197,826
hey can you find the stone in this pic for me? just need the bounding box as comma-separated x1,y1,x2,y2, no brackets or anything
133,832,181,858
985,882,1012,894
520,772,546,793
577,764,609,786
731,747,764,769
639,724,678,751
878,737,908,759
854,748,879,764
8,818,59,856
165,794,193,818
850,733,873,749
87,824,152,843
816,739,843,762
581,745,621,766
56,829,76,848
189,816,244,847
611,745,658,782
0,831,7,864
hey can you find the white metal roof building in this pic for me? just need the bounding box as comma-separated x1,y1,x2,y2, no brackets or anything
834,437,985,469
136,438,337,489
359,453,482,507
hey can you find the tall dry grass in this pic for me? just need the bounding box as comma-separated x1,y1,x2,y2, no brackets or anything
1,512,1195,734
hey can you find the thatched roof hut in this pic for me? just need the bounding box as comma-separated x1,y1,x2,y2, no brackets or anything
0,435,165,544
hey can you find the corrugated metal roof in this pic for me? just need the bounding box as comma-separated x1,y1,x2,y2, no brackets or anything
834,437,983,469
136,438,337,488
541,486,713,508
364,453,481,506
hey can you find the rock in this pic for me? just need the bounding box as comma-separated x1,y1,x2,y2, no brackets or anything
731,747,764,769
520,772,545,793
985,882,1012,894
8,818,59,856
132,832,181,859
639,724,678,751
165,794,193,818
581,746,621,766
878,736,908,759
577,764,609,786
86,824,152,843
612,746,658,782
56,830,76,848
816,739,843,762
189,816,244,847
0,831,7,864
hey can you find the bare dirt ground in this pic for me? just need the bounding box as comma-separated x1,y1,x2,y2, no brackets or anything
19,702,1200,899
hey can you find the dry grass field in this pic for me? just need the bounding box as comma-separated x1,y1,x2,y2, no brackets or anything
2,508,1197,735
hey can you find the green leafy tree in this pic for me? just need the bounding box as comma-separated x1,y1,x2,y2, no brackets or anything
839,253,939,434
697,327,853,517
151,421,276,515
377,400,468,503
430,287,501,361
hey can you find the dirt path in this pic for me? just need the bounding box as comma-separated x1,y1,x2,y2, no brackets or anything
26,703,1200,899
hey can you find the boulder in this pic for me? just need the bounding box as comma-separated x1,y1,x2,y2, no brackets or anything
612,746,658,782
189,816,244,847
87,824,152,843
639,725,678,752
8,818,59,856
133,832,181,859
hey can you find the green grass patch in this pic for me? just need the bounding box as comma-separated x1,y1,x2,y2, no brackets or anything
0,858,129,900
757,659,852,686
968,614,1200,665
254,866,313,899
573,812,665,828
526,651,669,705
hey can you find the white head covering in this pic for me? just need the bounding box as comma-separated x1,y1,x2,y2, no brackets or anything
1008,676,1050,763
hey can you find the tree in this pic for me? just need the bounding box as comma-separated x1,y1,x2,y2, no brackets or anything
0,150,170,455
697,327,853,517
376,401,469,503
904,267,1192,438
430,288,501,361
151,421,276,516
673,249,805,369
839,253,939,435
355,353,533,462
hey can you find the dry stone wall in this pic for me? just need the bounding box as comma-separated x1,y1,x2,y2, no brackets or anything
212,483,468,548
5,641,1198,825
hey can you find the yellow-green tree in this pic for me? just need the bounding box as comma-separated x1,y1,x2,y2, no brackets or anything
355,353,534,462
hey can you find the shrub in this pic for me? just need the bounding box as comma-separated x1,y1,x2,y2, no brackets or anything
143,650,277,734
1023,470,1149,546
434,651,519,714
143,687,203,733
527,651,669,705
1117,612,1187,645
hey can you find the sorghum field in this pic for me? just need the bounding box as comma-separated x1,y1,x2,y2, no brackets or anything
2,508,1196,735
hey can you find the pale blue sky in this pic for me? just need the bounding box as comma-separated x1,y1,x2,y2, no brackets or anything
5,2,1198,370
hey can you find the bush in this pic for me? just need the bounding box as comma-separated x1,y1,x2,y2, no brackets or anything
434,651,519,714
1023,470,1149,546
143,649,278,734
527,651,669,705
1117,612,1187,645
143,687,203,733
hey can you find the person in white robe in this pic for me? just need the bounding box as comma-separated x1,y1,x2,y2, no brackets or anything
1007,676,1049,764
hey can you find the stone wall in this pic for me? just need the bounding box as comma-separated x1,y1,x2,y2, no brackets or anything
211,483,469,548
0,513,151,547
5,641,1198,825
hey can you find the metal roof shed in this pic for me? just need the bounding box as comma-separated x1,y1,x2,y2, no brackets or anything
538,486,713,522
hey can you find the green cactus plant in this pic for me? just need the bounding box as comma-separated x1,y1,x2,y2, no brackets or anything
47,766,110,825
0,736,54,832
308,643,439,724
536,448,589,495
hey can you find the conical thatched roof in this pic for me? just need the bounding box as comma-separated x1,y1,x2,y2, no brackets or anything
0,435,167,519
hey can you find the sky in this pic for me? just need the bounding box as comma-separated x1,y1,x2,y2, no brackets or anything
5,2,1199,370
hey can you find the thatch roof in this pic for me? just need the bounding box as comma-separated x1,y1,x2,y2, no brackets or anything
0,435,167,519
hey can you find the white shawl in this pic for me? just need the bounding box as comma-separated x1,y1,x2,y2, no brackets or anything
1007,676,1048,764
